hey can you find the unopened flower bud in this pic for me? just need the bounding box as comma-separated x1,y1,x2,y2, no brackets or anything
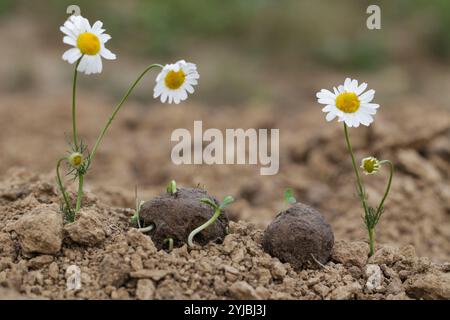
68,152,83,168
360,156,380,175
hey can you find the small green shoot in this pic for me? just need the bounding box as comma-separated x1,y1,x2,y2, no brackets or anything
130,185,145,228
167,180,177,195
284,188,297,205
188,196,235,247
164,238,174,252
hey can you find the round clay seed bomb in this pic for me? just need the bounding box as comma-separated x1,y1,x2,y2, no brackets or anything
139,187,229,250
262,202,334,270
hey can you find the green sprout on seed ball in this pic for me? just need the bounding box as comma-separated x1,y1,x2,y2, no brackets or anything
167,180,177,195
316,78,394,256
55,14,199,222
188,196,234,247
284,188,297,205
130,185,147,230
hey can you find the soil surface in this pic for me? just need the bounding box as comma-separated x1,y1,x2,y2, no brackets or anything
1,96,449,263
0,171,449,300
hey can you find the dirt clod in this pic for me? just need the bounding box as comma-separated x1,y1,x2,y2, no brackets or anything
404,271,450,300
332,241,370,267
229,281,260,300
0,233,16,258
64,209,106,246
136,279,155,300
27,255,53,270
13,204,63,255
99,253,130,287
139,187,229,250
262,203,334,270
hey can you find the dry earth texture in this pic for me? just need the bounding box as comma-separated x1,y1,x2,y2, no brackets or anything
0,170,449,300
0,100,449,299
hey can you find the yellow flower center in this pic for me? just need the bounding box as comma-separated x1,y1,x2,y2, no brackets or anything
164,70,186,90
69,153,83,167
336,92,360,113
72,155,82,166
77,32,100,55
363,158,378,174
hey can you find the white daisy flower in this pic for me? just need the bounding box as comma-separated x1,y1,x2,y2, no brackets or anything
316,78,380,127
61,15,116,75
153,60,199,104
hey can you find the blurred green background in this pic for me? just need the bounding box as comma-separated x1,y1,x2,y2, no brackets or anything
0,0,449,106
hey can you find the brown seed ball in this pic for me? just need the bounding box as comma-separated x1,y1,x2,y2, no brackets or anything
262,203,334,270
139,187,229,250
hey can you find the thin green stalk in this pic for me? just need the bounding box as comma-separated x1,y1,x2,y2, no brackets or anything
188,208,221,247
89,63,163,163
377,160,394,215
165,238,174,252
368,228,375,256
72,58,82,150
75,174,84,212
56,158,73,215
343,123,368,212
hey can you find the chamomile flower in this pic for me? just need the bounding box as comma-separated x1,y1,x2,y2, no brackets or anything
316,78,379,127
360,156,381,175
153,60,199,104
61,15,116,75
68,152,83,168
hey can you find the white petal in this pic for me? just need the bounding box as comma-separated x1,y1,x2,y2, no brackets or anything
361,105,377,115
100,47,116,60
62,48,82,64
350,79,358,92
179,89,188,101
343,115,353,127
82,17,91,32
363,103,380,109
60,26,77,39
185,84,195,94
161,92,168,103
316,89,335,99
91,21,103,34
63,36,77,46
95,55,103,73
358,89,375,102
322,105,334,112
186,72,200,80
333,87,339,95
349,113,360,127
326,112,337,122
78,55,101,75
355,82,368,95
338,85,345,92
100,34,111,43
344,78,352,91
358,112,373,126
318,97,336,105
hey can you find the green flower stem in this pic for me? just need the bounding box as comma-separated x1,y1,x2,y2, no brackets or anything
188,208,221,247
56,158,73,218
75,173,84,213
377,160,394,215
70,63,162,213
368,228,375,256
343,123,368,212
72,58,82,150
89,63,163,164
